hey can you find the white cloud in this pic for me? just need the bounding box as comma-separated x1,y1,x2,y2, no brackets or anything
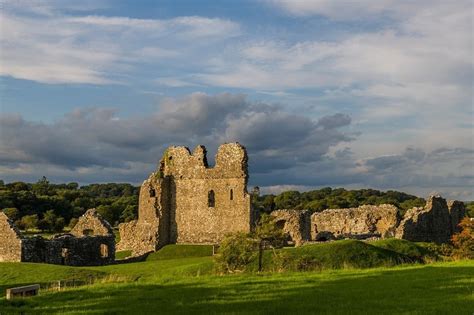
0,6,240,84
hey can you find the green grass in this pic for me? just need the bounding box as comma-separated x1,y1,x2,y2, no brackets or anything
0,241,472,314
248,239,422,272
115,250,132,260
146,244,214,261
0,260,472,314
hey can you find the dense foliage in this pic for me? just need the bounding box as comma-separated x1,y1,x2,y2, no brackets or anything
451,217,474,259
0,177,139,229
253,187,426,215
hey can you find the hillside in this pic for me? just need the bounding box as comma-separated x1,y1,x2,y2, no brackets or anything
0,241,472,314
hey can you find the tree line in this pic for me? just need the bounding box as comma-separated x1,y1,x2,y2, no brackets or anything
0,177,139,232
1,178,472,232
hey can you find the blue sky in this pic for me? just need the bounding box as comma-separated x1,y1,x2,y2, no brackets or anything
0,0,473,200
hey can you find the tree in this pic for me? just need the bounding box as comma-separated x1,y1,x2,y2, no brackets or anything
21,214,39,231
451,217,474,259
214,232,257,273
32,176,50,195
2,207,19,220
41,210,65,232
120,205,138,222
254,214,286,272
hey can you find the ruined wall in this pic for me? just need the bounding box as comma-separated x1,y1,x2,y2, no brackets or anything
311,205,400,240
119,143,253,254
117,176,170,254
448,200,466,234
0,212,22,262
396,195,464,243
164,144,252,243
22,234,115,266
70,209,114,237
270,210,311,246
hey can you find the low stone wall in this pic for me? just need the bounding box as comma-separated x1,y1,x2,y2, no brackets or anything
311,204,400,240
117,220,160,255
270,209,311,246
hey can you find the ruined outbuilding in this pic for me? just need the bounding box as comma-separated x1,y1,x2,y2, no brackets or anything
118,143,255,255
0,209,115,265
70,208,114,237
272,195,466,245
396,195,466,243
311,205,400,241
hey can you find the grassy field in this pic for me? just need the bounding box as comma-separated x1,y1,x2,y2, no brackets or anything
0,241,472,314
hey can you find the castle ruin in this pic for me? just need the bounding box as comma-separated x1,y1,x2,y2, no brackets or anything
0,209,115,266
118,143,255,255
270,195,466,245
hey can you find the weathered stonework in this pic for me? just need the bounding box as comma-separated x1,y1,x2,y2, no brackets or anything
270,209,311,246
70,208,114,237
118,143,255,255
310,205,400,240
0,212,22,262
396,195,465,243
21,234,115,266
0,210,115,265
448,200,466,234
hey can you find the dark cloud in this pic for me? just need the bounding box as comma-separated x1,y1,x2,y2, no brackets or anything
2,92,472,199
0,92,354,180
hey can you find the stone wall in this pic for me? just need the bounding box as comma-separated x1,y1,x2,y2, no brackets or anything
0,210,115,265
395,195,465,243
119,143,254,255
70,209,114,237
270,209,311,246
311,205,400,240
448,200,466,234
21,234,115,266
0,212,22,262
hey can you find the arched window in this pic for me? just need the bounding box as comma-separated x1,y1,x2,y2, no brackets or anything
230,189,233,200
100,244,109,258
208,190,215,208
149,188,156,197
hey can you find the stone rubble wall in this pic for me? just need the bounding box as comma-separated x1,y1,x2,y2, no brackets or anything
311,204,400,240
117,176,169,255
21,234,115,266
70,208,114,237
395,195,465,243
0,212,22,262
0,210,116,265
270,209,311,246
448,200,466,234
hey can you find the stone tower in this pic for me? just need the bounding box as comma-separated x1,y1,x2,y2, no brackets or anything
118,142,254,255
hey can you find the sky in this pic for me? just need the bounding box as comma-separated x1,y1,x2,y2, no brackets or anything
0,0,473,200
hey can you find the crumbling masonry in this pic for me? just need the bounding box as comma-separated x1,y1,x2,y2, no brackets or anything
270,195,466,245
0,210,115,265
118,143,255,255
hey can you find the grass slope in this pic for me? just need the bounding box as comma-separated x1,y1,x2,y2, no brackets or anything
251,240,418,272
0,261,472,314
0,241,472,314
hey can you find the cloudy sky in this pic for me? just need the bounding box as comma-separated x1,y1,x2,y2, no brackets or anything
0,0,473,199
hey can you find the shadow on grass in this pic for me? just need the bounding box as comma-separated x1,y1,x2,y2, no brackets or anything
1,264,473,314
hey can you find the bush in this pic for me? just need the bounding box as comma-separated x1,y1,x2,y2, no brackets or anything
214,232,257,273
451,218,474,259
